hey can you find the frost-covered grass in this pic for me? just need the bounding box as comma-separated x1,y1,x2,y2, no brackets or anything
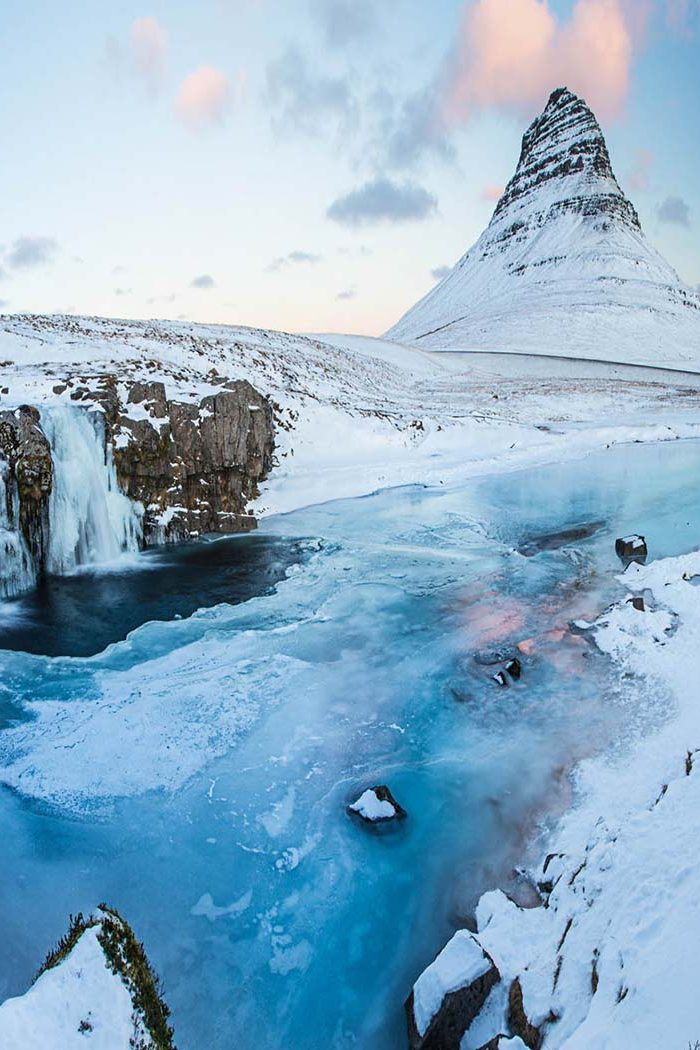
0,906,173,1050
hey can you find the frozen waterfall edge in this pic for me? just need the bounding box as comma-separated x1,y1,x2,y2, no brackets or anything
0,405,143,599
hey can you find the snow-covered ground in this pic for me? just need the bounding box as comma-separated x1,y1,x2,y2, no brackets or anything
452,550,700,1048
4,312,700,526
4,311,700,1047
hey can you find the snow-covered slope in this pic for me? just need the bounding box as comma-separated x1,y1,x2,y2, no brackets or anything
387,88,700,368
0,906,173,1050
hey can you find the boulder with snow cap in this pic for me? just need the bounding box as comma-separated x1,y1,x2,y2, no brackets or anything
405,929,500,1050
348,785,406,823
615,535,647,563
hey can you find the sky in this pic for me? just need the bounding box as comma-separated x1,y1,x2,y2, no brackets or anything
0,0,698,336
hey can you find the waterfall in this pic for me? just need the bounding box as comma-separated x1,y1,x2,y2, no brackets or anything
42,407,142,574
0,406,143,598
0,460,36,598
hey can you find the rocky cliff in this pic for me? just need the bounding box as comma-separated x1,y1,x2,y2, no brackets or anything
0,405,53,576
0,376,274,595
99,376,274,541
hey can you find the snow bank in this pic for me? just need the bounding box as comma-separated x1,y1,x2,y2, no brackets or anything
463,548,700,1048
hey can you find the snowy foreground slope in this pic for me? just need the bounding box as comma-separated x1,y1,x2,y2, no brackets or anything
429,551,700,1049
387,88,700,368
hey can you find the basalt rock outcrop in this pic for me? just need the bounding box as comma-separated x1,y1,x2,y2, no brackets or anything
108,379,274,542
0,405,53,572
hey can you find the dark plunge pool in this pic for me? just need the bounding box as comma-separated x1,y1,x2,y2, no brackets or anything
0,534,309,657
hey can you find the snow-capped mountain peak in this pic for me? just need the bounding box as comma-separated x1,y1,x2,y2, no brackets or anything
387,87,700,368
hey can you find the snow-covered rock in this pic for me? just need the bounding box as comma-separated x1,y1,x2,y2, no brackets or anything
348,784,406,823
387,88,700,369
406,929,500,1050
0,906,173,1050
615,534,648,562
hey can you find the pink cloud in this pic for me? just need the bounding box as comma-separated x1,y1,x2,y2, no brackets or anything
130,16,168,89
628,147,654,192
443,0,635,126
176,66,231,130
481,184,504,201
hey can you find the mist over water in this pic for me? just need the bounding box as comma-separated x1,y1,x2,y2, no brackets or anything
2,439,700,1048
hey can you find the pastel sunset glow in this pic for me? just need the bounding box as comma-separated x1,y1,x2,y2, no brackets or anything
1,1,697,334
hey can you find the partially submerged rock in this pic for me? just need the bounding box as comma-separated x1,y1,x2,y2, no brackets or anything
406,929,500,1050
348,784,406,823
519,520,605,556
0,904,174,1049
615,534,647,563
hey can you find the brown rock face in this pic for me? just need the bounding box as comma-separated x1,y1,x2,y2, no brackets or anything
112,380,274,542
508,978,542,1050
0,405,53,570
406,940,500,1050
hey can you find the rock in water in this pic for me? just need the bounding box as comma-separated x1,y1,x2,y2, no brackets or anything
615,535,648,563
405,929,500,1050
348,785,406,823
505,658,522,681
386,88,700,367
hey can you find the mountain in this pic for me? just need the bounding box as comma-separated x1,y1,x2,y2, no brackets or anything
386,87,700,368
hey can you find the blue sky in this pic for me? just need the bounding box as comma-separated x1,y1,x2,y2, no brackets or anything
0,0,698,335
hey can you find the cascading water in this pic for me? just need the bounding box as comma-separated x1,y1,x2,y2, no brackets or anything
42,407,142,575
0,406,142,597
0,460,35,598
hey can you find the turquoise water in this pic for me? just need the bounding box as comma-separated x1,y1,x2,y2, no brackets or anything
1,439,700,1048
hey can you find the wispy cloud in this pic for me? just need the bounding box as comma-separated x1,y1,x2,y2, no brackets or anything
327,178,438,227
431,265,452,281
657,195,691,227
481,184,504,202
191,273,216,288
176,67,231,130
266,250,322,273
628,148,654,192
130,16,168,92
6,236,59,269
312,0,376,47
114,287,132,297
336,286,357,300
264,48,356,136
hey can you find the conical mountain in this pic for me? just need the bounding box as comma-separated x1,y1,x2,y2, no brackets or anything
387,88,700,367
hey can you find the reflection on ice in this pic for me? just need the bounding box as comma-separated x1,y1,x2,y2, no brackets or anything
2,440,700,1048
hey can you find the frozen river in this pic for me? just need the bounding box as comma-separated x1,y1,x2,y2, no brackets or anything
2,438,700,1048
